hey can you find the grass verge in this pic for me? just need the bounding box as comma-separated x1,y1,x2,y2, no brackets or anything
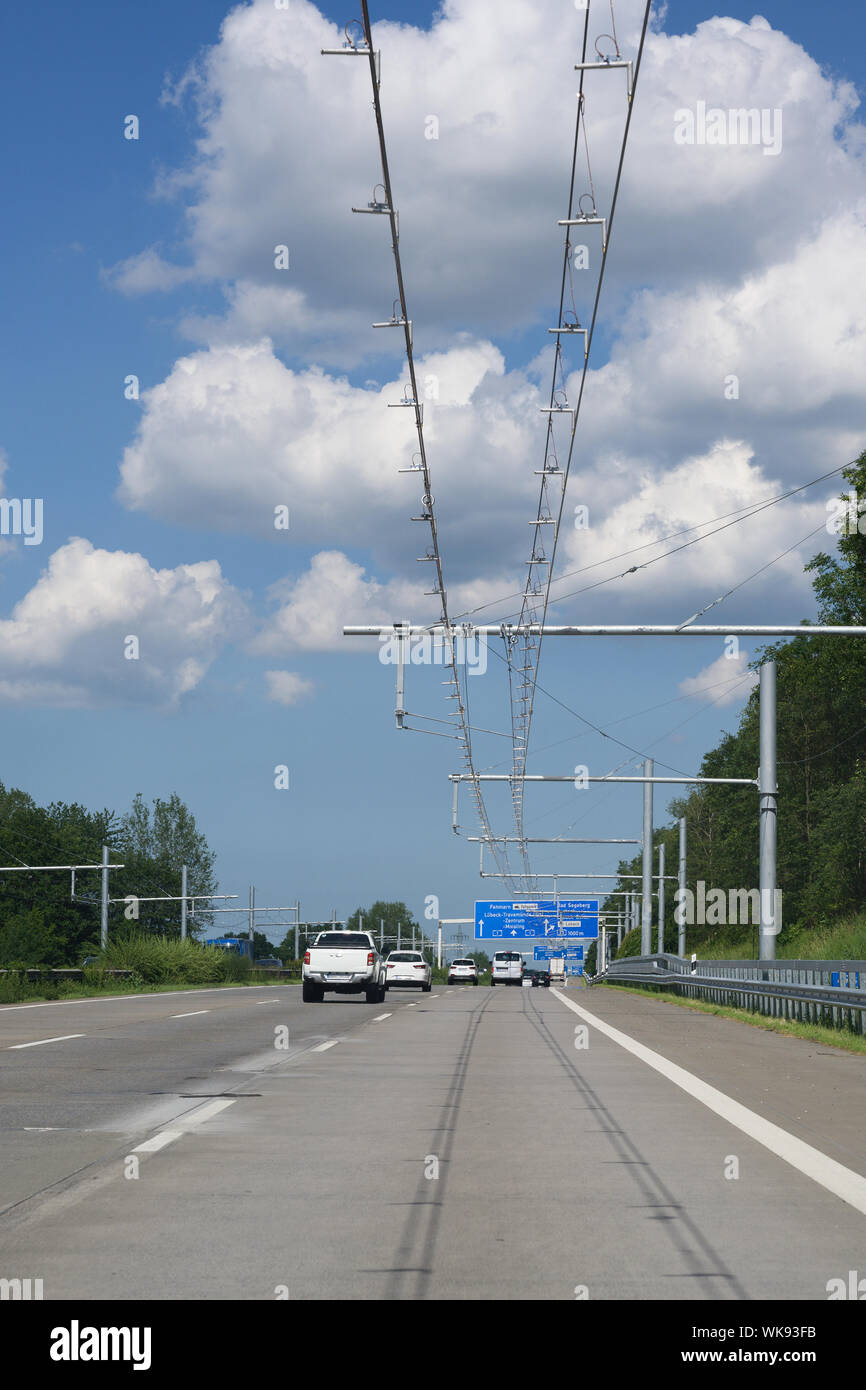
598,981,866,1057
0,975,298,1006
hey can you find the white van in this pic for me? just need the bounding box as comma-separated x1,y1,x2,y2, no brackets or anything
491,950,524,986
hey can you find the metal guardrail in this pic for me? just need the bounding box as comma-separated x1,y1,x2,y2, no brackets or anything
593,954,866,1034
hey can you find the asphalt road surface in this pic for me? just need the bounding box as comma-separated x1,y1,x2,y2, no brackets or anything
1,981,864,1300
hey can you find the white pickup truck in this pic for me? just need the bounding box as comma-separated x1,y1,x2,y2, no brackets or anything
302,930,387,1004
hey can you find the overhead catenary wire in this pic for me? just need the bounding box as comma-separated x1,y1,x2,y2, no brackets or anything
450,442,850,625
505,0,593,887
477,665,756,775
511,0,655,697
325,3,509,879
675,519,829,628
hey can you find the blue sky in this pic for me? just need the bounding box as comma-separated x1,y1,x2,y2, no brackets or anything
1,0,864,948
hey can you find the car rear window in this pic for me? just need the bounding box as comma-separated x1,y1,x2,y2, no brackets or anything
453,959,475,966
315,933,372,949
388,953,423,962
494,952,522,962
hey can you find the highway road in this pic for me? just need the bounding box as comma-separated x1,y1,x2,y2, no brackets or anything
1,981,864,1300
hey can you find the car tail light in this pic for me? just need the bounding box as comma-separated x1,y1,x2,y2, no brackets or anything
367,951,374,965
413,964,425,970
303,950,310,965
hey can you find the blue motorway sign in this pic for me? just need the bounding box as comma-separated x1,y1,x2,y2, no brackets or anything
475,900,598,940
534,945,584,960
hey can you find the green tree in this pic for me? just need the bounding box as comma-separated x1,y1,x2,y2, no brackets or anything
600,449,866,949
0,907,65,967
0,783,119,964
115,792,218,936
345,900,426,952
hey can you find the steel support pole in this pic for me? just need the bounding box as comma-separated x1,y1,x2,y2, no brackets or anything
641,759,653,955
759,661,778,960
398,921,401,950
380,918,384,951
181,864,188,941
249,885,255,948
657,843,665,954
396,620,406,729
294,903,299,960
437,920,442,968
100,844,109,951
678,817,687,957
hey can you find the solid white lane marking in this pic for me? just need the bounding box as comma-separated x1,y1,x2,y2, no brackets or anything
171,1010,210,1019
9,1033,85,1050
133,1129,183,1154
312,1040,339,1052
551,988,866,1217
373,1013,392,1022
0,986,277,1014
130,1098,238,1156
177,1097,237,1130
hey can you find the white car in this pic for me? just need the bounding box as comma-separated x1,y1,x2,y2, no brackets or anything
491,950,524,986
303,931,386,1003
384,951,432,991
448,958,479,985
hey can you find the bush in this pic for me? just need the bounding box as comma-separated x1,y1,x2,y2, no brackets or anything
221,951,252,982
99,932,250,984
616,927,643,959
0,909,65,967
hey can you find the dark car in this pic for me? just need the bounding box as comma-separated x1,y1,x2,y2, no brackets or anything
254,956,283,969
525,967,551,987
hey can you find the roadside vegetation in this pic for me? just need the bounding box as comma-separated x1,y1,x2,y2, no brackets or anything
602,451,866,957
611,913,866,963
0,789,217,969
596,980,866,1057
0,932,253,1004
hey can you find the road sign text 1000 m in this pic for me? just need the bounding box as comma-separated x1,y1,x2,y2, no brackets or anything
474,900,598,939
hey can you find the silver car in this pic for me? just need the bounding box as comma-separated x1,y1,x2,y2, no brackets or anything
384,950,432,991
448,958,479,985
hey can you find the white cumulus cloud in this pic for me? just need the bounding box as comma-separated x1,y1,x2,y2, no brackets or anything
263,669,315,704
678,649,759,704
0,538,247,707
